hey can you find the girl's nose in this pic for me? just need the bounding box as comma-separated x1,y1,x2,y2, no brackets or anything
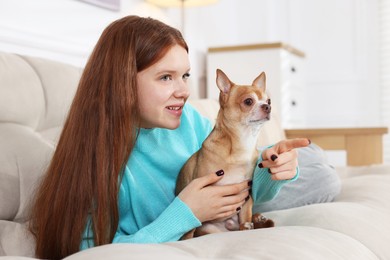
175,79,190,98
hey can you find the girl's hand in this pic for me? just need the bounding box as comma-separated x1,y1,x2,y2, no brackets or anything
261,138,311,181
178,171,250,223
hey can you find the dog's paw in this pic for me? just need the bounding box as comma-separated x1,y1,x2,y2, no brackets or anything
225,218,239,231
252,213,275,229
239,222,254,230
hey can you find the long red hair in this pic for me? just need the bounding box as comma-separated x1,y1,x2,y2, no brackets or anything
29,15,188,259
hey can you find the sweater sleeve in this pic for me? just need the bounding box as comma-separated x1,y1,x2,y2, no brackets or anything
113,197,201,244
80,197,201,249
251,154,299,203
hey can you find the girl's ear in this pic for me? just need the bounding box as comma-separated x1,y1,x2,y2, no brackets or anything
252,72,266,92
216,69,233,94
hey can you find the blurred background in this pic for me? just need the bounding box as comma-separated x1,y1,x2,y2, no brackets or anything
0,0,389,165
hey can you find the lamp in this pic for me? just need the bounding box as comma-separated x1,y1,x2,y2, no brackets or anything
145,0,218,35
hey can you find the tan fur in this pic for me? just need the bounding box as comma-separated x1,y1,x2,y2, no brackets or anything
176,69,274,239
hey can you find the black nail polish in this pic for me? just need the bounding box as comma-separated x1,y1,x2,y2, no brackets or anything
236,207,241,211
271,154,278,161
216,169,224,176
258,163,263,168
268,168,272,174
245,195,250,201
248,180,253,187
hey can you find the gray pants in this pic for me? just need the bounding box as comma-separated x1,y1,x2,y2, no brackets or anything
253,143,341,213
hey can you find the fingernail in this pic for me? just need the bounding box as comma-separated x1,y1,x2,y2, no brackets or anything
216,170,224,176
236,207,241,212
271,154,278,161
268,168,272,174
258,162,263,168
248,180,253,187
245,195,250,201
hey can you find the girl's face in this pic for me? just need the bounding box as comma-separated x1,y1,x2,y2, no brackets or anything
137,44,191,129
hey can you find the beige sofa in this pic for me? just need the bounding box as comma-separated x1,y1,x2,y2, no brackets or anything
1,51,390,259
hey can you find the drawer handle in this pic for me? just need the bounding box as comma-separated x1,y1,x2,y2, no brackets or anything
291,100,297,106
291,66,296,73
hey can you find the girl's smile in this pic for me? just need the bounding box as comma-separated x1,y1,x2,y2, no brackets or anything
166,103,185,116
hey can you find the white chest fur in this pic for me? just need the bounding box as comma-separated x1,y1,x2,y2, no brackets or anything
213,126,260,186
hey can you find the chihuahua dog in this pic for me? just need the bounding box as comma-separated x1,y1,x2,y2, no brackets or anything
175,69,274,239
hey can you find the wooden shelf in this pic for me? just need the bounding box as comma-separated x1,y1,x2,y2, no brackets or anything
207,42,306,57
285,127,388,166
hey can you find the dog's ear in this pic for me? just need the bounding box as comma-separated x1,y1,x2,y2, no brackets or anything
216,69,233,94
252,72,266,92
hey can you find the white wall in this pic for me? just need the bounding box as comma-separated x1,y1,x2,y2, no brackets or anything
288,0,380,128
0,0,384,129
179,0,381,128
0,0,113,66
0,0,172,67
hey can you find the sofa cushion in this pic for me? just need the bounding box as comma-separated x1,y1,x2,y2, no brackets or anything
0,53,45,129
0,52,81,222
266,164,390,259
0,124,56,221
0,221,35,256
64,227,378,260
21,55,81,131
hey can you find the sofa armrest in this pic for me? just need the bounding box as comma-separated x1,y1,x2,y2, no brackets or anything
285,127,388,166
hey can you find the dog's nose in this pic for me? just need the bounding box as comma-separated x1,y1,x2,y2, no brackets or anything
261,104,271,113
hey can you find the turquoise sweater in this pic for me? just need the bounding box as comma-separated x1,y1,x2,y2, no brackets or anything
81,104,296,248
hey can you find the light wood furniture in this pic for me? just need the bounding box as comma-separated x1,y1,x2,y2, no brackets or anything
285,127,388,166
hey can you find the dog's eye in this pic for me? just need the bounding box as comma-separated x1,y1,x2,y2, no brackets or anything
267,99,271,105
244,98,253,106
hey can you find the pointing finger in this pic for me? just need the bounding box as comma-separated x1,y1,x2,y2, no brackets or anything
261,138,310,161
275,138,311,153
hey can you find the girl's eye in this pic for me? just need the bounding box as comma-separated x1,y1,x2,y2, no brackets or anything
161,75,172,81
183,73,190,80
267,98,271,105
244,98,253,106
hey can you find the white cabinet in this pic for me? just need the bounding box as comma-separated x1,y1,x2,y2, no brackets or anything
206,42,306,128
